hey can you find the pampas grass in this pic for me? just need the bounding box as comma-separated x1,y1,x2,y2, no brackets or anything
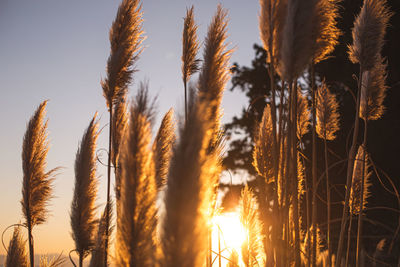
360,57,388,120
240,186,265,267
316,82,340,141
161,99,219,267
115,96,157,266
153,109,175,189
348,0,392,71
297,87,311,139
21,101,57,267
39,254,65,267
70,115,99,267
101,0,145,263
5,227,28,267
89,201,113,267
182,6,200,122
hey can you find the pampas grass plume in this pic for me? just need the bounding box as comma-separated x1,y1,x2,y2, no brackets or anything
240,186,265,267
116,100,157,266
182,6,201,85
6,227,28,267
70,114,99,264
101,0,144,109
153,109,175,189
350,145,371,215
348,0,392,71
316,82,340,140
297,87,311,138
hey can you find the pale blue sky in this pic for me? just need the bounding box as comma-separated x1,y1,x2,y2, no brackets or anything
0,0,260,256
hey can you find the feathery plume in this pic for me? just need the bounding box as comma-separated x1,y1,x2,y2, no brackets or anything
360,57,388,120
89,201,113,267
21,101,57,267
348,0,392,71
198,5,232,129
349,145,371,216
6,227,28,267
162,100,219,267
70,115,99,265
278,0,341,81
133,81,157,124
101,0,144,108
153,109,175,189
259,0,288,65
297,87,311,138
313,0,342,64
182,6,201,85
301,225,324,266
316,82,340,140
240,186,265,267
116,102,157,266
297,155,306,202
253,105,274,182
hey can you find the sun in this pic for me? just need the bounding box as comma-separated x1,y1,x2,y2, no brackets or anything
211,211,246,266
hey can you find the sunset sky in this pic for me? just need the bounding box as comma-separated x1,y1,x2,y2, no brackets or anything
0,0,260,255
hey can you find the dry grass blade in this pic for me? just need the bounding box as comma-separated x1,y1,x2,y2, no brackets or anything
101,0,145,108
21,100,56,227
153,109,175,189
116,101,157,266
182,6,201,85
162,99,219,267
297,87,311,138
350,145,372,216
253,105,274,182
89,201,113,267
198,5,232,128
348,0,392,71
360,57,388,120
70,114,99,263
6,227,28,267
316,82,340,140
240,186,265,267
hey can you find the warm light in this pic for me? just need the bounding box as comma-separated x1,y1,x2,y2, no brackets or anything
212,211,246,266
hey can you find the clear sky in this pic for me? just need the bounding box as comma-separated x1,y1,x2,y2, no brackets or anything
0,0,260,256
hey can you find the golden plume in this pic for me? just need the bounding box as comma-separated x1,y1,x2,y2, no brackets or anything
5,227,28,267
360,56,388,120
253,105,274,182
115,98,157,266
153,109,175,189
349,145,371,216
182,6,201,85
240,186,265,267
297,87,311,138
198,5,233,130
112,94,128,169
70,114,99,265
21,101,58,267
316,82,340,140
101,0,144,109
348,0,392,71
162,98,219,267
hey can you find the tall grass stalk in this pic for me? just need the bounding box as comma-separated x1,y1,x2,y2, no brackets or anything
101,0,144,263
336,1,391,264
21,101,57,267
